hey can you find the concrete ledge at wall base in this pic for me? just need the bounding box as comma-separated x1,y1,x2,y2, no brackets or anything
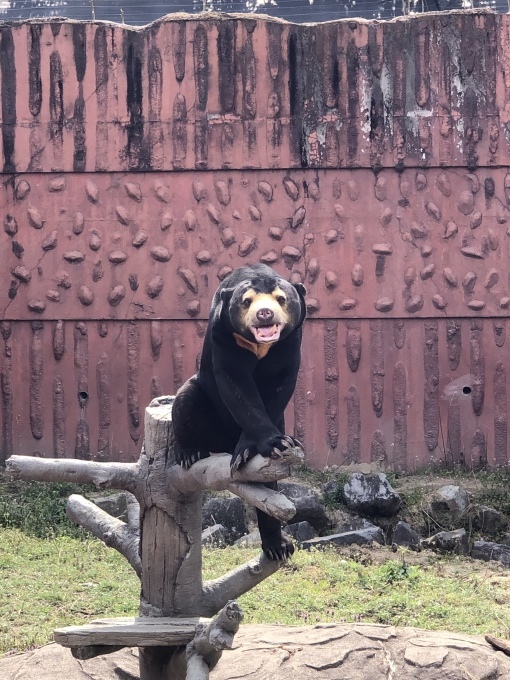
3,623,510,680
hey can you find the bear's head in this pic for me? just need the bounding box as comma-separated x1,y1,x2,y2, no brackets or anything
220,267,306,345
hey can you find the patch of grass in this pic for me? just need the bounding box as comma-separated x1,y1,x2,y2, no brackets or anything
0,478,94,539
2,530,510,656
0,528,138,655
203,545,510,634
473,470,510,517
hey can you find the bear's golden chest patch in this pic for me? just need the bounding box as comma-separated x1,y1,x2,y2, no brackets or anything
233,333,274,360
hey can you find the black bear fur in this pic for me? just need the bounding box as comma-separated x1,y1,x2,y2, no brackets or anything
172,264,306,561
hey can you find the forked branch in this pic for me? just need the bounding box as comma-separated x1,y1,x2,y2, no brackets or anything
66,494,142,577
201,554,281,616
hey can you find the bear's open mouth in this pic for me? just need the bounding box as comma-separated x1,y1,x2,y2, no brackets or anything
250,324,282,343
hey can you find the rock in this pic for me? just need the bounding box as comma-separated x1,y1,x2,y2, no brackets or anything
86,492,128,521
202,496,248,543
302,526,384,550
421,529,469,555
278,482,330,532
201,524,228,548
235,529,292,548
392,521,421,550
322,480,340,497
235,530,262,547
471,540,510,567
285,521,318,543
5,624,510,680
342,473,402,517
0,644,140,680
330,507,377,534
428,485,469,522
470,505,509,536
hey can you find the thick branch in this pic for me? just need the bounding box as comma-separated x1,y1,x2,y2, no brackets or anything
201,555,281,616
227,481,296,522
66,494,141,577
126,492,140,529
6,456,139,494
185,601,243,680
171,449,302,495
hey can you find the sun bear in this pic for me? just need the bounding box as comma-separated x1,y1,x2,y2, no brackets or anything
172,264,306,560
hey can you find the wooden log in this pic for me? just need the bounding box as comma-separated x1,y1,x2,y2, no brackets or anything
185,601,243,680
8,394,296,679
54,616,209,647
5,456,139,493
66,494,141,577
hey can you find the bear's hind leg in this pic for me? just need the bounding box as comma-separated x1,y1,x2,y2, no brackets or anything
256,481,294,561
172,376,235,468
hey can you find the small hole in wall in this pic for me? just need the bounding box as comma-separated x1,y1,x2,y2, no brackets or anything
78,390,89,402
462,386,472,396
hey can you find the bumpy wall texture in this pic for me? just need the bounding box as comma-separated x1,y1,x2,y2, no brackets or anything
1,10,510,468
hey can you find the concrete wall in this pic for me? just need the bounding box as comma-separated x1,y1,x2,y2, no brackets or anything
1,10,509,469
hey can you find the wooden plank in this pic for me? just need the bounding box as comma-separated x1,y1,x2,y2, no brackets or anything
54,616,211,648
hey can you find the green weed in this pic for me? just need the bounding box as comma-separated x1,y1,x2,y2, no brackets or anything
0,478,93,538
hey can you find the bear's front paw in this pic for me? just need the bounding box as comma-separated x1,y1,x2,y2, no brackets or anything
257,434,304,460
231,437,258,472
262,535,295,561
174,445,210,469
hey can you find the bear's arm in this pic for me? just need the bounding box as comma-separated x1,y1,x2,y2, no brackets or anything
211,344,281,442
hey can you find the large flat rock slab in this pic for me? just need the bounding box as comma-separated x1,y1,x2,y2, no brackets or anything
1,623,510,679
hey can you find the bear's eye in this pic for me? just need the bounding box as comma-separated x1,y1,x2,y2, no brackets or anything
276,295,286,306
242,298,253,308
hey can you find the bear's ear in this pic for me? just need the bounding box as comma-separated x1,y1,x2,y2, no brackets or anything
292,282,307,327
293,282,307,300
220,287,235,303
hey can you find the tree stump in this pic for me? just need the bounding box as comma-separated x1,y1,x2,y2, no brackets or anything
6,396,302,680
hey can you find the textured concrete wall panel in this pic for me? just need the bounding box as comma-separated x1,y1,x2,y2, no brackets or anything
3,168,510,321
1,12,509,468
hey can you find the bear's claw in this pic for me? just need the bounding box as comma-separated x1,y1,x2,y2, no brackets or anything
262,538,295,561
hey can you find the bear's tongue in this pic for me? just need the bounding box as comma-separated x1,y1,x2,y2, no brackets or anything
252,324,281,343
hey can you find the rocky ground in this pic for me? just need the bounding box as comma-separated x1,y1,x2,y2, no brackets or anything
4,469,510,678
2,623,510,679
196,469,510,569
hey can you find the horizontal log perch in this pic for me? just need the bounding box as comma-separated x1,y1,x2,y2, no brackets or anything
171,449,303,494
6,456,139,493
227,481,296,522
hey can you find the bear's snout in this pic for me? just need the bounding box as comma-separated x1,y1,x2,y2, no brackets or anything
256,308,274,323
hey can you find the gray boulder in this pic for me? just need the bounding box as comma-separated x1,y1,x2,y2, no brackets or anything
202,496,247,542
335,514,376,534
471,540,510,567
470,505,508,536
279,482,330,531
235,530,262,547
235,528,292,548
87,492,128,520
302,526,384,550
392,521,421,550
342,473,401,517
428,485,469,522
201,524,228,547
285,521,318,543
421,528,469,555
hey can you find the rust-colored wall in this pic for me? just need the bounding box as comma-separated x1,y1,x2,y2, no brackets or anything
1,10,510,468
